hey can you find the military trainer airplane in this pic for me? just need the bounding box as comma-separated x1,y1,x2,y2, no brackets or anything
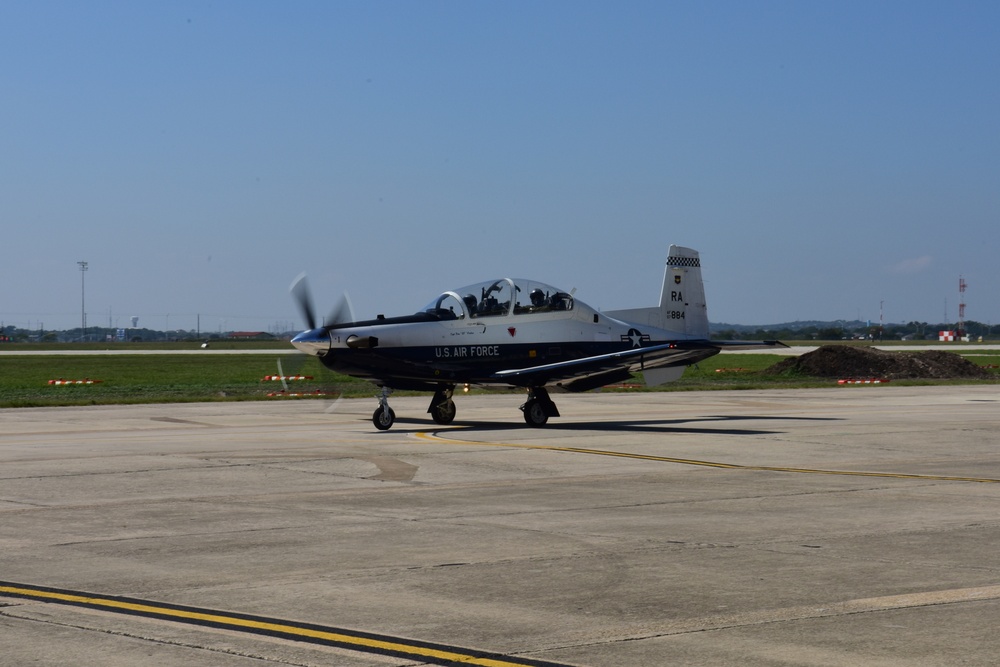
290,245,784,430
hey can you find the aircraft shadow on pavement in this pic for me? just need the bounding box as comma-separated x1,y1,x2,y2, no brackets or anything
385,414,841,437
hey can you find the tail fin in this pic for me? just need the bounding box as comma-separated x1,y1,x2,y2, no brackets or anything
659,245,709,339
604,245,711,339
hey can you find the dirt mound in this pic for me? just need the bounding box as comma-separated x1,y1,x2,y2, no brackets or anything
765,345,993,380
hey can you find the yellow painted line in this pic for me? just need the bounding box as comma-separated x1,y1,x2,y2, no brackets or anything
416,431,1000,484
0,582,573,667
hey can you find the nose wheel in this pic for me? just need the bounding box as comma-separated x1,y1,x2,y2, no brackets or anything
373,387,396,430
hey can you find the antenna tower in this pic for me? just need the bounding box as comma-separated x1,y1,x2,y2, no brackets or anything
958,276,967,337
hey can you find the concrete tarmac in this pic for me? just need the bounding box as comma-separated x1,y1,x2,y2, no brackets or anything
3,386,1000,666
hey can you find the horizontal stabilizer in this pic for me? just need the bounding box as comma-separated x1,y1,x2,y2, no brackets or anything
712,340,788,351
604,307,661,327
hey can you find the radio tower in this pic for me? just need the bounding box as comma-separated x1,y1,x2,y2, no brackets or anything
958,276,967,338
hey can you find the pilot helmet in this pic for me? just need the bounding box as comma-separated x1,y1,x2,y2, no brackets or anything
463,293,478,311
530,288,546,306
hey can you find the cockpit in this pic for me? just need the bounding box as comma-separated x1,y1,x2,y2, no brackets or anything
420,278,574,320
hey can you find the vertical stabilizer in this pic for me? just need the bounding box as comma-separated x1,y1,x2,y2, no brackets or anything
660,245,709,339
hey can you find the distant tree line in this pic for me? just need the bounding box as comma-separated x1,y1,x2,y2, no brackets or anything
0,325,282,343
711,320,998,341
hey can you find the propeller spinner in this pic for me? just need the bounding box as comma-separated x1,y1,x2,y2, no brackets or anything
289,273,355,357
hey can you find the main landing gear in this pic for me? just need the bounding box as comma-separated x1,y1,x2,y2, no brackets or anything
521,386,560,427
427,385,457,425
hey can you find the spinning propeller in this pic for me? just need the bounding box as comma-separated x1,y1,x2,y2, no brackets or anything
272,272,357,411
290,273,356,331
290,272,318,330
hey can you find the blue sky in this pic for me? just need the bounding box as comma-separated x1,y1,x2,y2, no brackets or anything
3,1,998,333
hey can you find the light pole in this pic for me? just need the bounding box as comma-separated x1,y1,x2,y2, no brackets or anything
77,261,88,340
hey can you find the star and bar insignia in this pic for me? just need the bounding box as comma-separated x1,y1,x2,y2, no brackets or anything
621,328,650,348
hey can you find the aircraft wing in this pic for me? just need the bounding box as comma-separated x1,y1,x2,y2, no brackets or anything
491,341,712,390
491,339,787,391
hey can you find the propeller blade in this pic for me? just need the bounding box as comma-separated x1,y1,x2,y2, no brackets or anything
324,393,344,414
290,272,317,330
326,291,355,327
277,358,290,393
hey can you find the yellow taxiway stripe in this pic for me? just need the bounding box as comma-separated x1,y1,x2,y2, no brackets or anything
416,432,1000,484
0,582,573,667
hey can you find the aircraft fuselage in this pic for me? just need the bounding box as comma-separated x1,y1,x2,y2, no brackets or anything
297,297,709,391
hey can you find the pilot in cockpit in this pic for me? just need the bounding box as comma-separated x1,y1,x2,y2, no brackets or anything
463,294,478,316
529,288,549,311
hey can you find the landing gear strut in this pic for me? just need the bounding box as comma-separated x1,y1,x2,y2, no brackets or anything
427,385,457,425
373,386,395,430
521,386,560,427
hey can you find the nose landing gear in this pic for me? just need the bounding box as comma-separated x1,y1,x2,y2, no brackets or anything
373,387,395,430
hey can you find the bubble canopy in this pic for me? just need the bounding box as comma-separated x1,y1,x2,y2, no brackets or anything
420,278,575,320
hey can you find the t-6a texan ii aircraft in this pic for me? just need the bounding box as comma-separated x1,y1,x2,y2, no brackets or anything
290,245,784,430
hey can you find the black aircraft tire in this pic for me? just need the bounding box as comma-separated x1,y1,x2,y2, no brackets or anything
523,399,548,427
373,406,395,430
431,399,457,425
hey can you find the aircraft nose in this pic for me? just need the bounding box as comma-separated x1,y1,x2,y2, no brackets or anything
291,327,330,356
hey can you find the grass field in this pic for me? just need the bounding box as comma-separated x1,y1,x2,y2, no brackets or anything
0,353,350,407
2,345,997,408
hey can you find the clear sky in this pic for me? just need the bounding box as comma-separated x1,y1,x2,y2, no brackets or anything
3,1,998,333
